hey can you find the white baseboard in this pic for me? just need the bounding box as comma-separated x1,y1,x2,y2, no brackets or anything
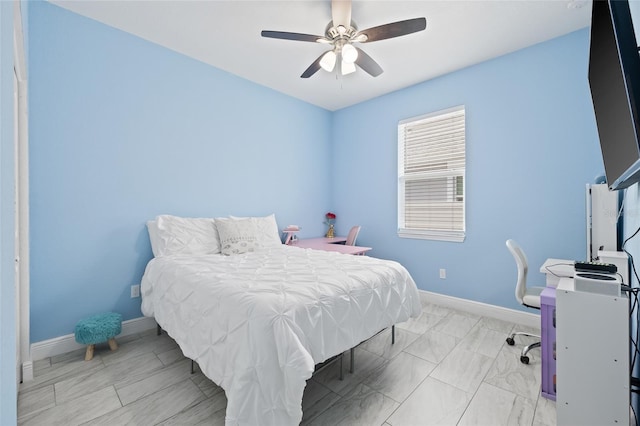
419,290,541,331
21,361,33,382
28,293,537,363
30,316,157,362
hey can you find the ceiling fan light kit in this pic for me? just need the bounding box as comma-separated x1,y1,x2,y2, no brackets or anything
320,50,337,72
341,43,358,63
342,60,356,75
261,0,426,79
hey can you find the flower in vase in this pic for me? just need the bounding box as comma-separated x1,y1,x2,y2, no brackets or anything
324,212,336,225
324,212,336,238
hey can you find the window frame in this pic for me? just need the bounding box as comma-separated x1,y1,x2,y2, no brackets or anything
397,105,466,242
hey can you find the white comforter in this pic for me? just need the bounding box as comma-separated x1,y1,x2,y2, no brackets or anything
141,245,421,425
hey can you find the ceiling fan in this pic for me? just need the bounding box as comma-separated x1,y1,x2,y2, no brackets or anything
261,0,427,78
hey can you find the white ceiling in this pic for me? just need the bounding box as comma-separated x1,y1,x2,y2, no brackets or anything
50,0,593,111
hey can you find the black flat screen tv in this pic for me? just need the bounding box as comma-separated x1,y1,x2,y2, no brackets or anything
589,0,640,191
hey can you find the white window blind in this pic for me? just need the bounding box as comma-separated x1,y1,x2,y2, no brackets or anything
398,106,466,242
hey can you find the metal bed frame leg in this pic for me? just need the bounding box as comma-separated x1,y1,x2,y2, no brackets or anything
350,348,354,374
339,353,344,381
157,322,196,376
347,324,394,376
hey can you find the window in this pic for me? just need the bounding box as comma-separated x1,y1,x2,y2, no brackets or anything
398,106,466,242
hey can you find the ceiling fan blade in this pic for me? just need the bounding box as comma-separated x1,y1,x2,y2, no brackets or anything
331,0,352,28
358,17,426,43
261,30,325,43
354,47,383,77
301,53,325,78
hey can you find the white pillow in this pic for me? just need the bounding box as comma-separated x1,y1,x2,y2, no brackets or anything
216,217,258,256
153,215,221,256
229,214,281,247
146,220,162,257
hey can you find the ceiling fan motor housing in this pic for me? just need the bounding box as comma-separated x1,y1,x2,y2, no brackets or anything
325,21,358,41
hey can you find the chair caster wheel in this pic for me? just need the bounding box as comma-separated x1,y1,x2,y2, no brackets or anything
506,337,515,346
520,355,529,364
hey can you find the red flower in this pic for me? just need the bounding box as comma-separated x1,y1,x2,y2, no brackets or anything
324,212,336,226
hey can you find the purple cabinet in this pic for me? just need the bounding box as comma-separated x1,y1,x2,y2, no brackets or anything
541,287,556,400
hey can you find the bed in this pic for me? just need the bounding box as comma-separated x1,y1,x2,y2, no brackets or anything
141,214,422,425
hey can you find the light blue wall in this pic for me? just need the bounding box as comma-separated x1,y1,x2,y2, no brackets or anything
27,1,606,344
28,2,331,342
331,29,603,311
0,1,17,423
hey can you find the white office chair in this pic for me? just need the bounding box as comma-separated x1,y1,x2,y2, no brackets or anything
345,226,361,246
505,239,545,364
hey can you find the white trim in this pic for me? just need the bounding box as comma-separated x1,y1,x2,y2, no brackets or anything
21,361,32,383
16,76,28,378
29,316,157,363
28,293,539,363
13,0,31,383
12,0,26,82
14,65,20,387
398,229,465,242
398,105,465,126
419,289,541,331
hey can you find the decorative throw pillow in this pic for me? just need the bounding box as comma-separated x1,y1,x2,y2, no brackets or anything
229,214,281,247
153,215,221,256
216,217,259,255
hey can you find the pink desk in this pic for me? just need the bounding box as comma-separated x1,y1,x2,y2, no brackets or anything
291,237,371,255
296,237,347,245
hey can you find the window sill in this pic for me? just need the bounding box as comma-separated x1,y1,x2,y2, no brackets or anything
398,229,465,243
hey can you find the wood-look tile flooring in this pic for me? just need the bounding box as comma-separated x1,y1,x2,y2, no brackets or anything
17,301,556,425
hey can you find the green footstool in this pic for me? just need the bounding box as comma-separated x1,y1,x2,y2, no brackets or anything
74,312,122,360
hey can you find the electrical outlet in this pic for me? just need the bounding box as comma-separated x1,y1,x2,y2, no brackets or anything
439,269,446,279
131,284,140,298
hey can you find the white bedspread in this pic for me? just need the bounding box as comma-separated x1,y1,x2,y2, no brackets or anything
141,245,421,425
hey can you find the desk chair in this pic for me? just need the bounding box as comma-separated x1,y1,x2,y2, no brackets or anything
345,226,361,246
505,239,545,364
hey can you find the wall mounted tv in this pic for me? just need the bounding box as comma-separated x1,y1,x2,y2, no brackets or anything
589,0,640,191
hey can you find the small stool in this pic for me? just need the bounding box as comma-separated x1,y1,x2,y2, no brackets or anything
74,312,122,361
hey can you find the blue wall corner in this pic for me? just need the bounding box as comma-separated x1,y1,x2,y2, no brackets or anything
331,28,602,311
28,1,331,341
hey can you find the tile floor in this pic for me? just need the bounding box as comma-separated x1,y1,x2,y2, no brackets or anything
17,300,556,425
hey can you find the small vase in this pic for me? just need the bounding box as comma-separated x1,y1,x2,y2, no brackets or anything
326,224,335,238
